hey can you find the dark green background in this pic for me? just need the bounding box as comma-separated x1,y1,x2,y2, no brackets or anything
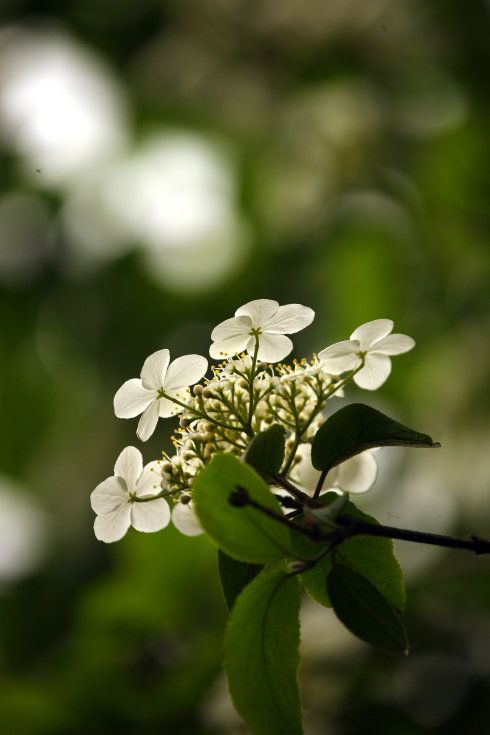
0,2,489,733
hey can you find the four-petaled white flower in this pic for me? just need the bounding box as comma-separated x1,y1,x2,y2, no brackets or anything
114,349,208,441
292,443,378,496
210,299,315,363
91,446,170,543
318,319,415,390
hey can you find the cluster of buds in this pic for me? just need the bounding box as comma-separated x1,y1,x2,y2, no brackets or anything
90,300,415,543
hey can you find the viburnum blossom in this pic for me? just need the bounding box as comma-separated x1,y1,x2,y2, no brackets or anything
171,501,203,537
91,446,169,543
91,301,416,545
209,299,315,362
114,349,208,441
318,319,415,390
291,443,378,496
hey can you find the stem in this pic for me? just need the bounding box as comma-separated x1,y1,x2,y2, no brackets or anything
229,486,321,539
229,489,490,556
262,471,310,504
336,515,490,555
160,391,240,433
281,360,365,477
133,487,182,502
245,336,260,435
312,469,328,501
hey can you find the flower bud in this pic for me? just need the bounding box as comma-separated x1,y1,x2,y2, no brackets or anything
203,444,214,460
179,493,192,505
193,384,203,396
161,461,173,474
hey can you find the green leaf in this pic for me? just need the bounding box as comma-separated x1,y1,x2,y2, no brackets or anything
193,453,292,563
218,550,262,611
225,568,303,735
244,424,286,476
292,496,406,612
327,563,408,654
311,402,439,472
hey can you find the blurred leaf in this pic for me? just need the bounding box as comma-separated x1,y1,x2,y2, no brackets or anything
244,424,286,476
311,403,439,472
193,454,292,563
225,567,303,735
218,550,262,611
293,496,406,611
327,563,408,655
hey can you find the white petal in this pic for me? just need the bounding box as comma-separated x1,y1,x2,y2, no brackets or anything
131,498,170,533
91,476,127,514
354,353,392,390
290,444,321,496
335,452,378,494
136,400,160,441
318,340,360,373
350,319,393,350
158,389,185,418
211,315,251,341
210,334,250,359
263,304,315,334
94,503,131,543
370,333,415,356
140,349,170,390
164,354,208,390
171,502,203,537
135,461,163,497
114,446,143,490
254,333,293,362
323,466,340,491
235,299,279,327
113,379,154,418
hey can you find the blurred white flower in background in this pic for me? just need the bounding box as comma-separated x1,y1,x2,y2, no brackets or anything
0,26,128,187
62,131,248,290
0,26,248,292
0,476,48,590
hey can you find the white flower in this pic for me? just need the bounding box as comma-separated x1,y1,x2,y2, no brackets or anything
292,443,378,496
318,319,415,390
91,446,170,543
209,299,314,363
171,501,203,537
114,349,208,441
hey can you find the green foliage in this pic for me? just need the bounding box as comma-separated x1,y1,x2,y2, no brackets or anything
193,453,292,563
225,568,303,735
244,424,286,476
293,496,405,611
218,550,262,611
311,403,439,472
327,563,408,654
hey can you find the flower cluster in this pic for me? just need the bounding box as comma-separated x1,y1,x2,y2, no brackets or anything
91,300,414,542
